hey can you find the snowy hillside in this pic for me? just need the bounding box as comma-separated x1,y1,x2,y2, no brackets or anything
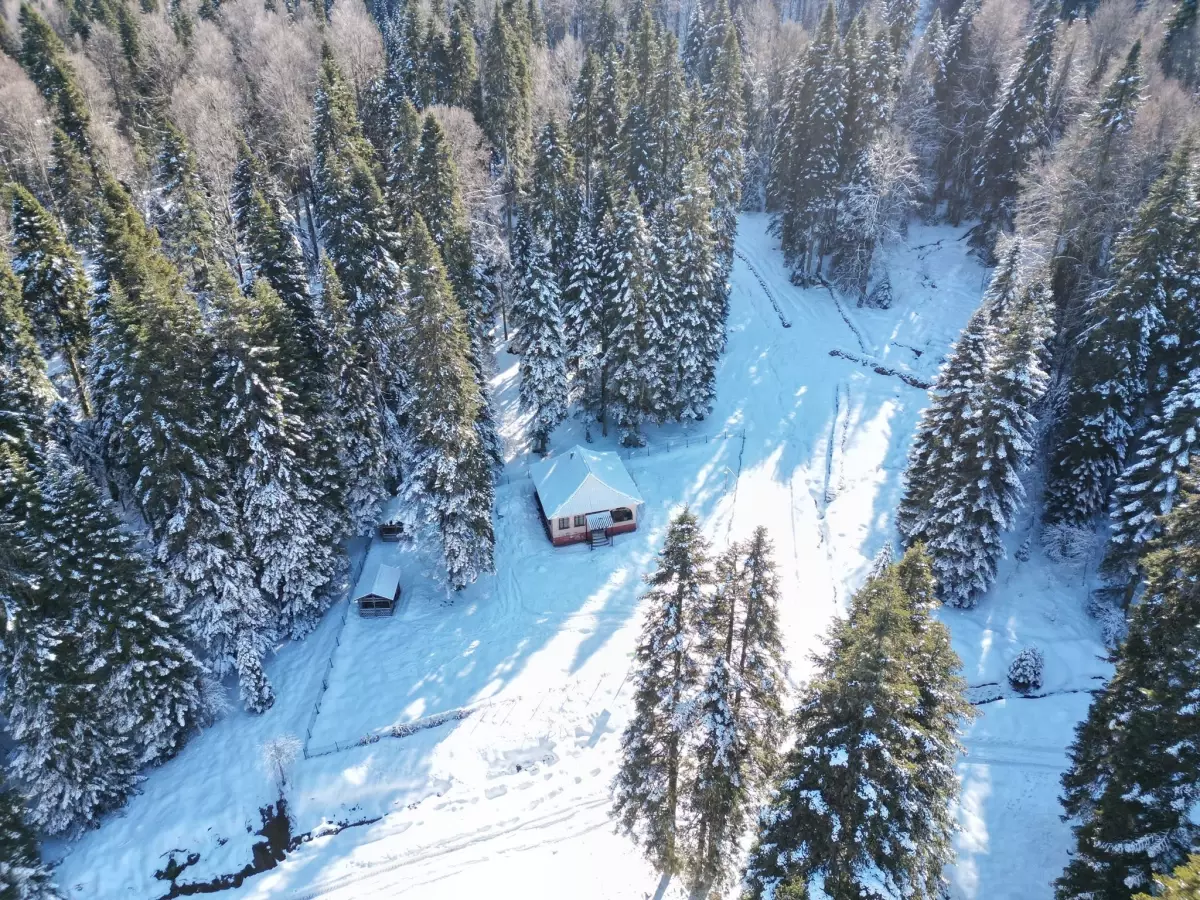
51,215,1108,900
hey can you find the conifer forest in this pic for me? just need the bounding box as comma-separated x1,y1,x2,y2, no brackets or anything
2,0,1200,896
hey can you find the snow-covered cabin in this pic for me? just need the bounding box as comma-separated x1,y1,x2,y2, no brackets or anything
530,445,644,547
354,562,401,617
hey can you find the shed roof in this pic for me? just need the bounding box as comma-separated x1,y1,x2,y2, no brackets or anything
529,445,644,520
355,562,402,602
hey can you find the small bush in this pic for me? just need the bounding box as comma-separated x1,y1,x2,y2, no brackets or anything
1007,647,1045,694
1042,523,1098,567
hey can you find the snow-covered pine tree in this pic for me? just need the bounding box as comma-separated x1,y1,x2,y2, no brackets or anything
0,253,56,451
399,216,495,589
383,97,422,226
1106,366,1200,592
0,445,137,836
700,0,743,280
313,47,408,475
669,159,722,424
561,210,603,413
414,113,476,308
683,527,786,891
897,306,992,542
212,275,340,638
930,0,984,224
47,128,100,254
16,5,91,152
446,4,479,112
529,119,577,273
769,4,844,278
921,261,1050,607
744,550,969,899
41,451,209,767
318,257,389,535
1133,856,1200,899
1045,144,1197,526
482,0,533,204
91,177,275,713
604,189,654,446
568,52,604,205
972,0,1060,253
1159,0,1199,87
149,122,224,299
613,508,710,874
1057,481,1200,900
8,184,92,415
882,0,921,53
0,786,62,899
618,7,660,208
644,209,677,424
517,235,567,453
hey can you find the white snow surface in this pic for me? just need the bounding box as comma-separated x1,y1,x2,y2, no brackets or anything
49,215,1112,899
528,444,644,519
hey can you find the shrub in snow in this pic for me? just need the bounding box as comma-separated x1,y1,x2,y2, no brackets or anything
863,275,893,309
1042,522,1099,567
1086,592,1129,649
261,735,303,794
1015,536,1032,562
1007,647,1045,694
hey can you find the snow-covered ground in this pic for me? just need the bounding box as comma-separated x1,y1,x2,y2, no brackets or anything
51,214,1111,899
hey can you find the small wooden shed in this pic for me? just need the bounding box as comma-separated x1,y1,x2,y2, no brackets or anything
530,445,644,547
354,562,401,617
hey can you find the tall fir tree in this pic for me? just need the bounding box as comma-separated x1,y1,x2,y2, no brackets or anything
972,0,1060,252
8,185,92,415
561,209,603,413
17,4,91,152
399,217,495,589
90,178,275,713
1134,856,1200,899
0,786,62,899
613,508,710,875
1057,481,1200,900
603,190,654,446
1045,145,1198,526
446,4,480,112
149,123,224,299
1160,0,1199,87
744,546,971,899
313,48,408,478
517,236,567,453
0,253,56,452
700,0,744,279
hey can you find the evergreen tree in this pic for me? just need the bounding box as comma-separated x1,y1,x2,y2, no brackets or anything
700,0,744,278
561,211,603,412
399,217,495,589
319,257,389,535
1160,0,1199,87
604,190,654,446
150,123,223,299
528,120,577,272
212,276,340,638
1134,855,1200,899
0,253,56,452
446,5,480,112
929,0,986,224
48,129,99,254
1057,483,1200,900
0,786,62,899
683,527,786,892
1106,367,1200,590
17,4,91,151
91,178,274,713
897,308,992,542
414,113,476,309
973,0,1060,251
383,96,423,226
909,249,1050,607
313,48,408,476
744,548,971,899
482,0,533,214
517,236,566,453
1045,146,1198,526
770,4,844,277
8,185,92,415
882,0,921,53
613,508,710,874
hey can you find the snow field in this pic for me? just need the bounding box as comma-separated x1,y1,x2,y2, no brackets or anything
54,214,1108,899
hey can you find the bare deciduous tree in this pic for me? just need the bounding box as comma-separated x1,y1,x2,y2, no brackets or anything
329,0,385,102
0,55,54,196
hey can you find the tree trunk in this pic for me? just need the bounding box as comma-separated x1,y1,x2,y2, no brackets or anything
64,345,92,418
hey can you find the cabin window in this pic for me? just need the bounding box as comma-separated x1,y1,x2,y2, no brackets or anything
612,507,634,523
574,515,587,527
557,517,571,530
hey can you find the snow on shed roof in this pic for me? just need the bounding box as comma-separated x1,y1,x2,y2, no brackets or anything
355,562,401,602
529,445,644,520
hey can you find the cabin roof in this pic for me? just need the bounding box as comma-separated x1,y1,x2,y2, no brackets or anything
529,445,644,520
355,562,402,602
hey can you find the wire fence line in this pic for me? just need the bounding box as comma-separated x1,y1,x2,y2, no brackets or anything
301,548,369,760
